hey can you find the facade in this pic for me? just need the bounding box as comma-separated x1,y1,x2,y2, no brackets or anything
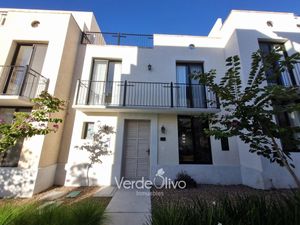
0,8,300,197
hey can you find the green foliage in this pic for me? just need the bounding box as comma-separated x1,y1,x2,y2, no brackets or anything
193,49,300,177
0,91,65,152
174,171,197,188
0,200,107,225
148,192,300,225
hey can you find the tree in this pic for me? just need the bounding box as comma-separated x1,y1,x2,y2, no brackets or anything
0,91,65,152
193,48,300,187
75,123,114,186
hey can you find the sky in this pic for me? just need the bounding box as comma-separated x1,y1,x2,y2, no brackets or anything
0,0,299,36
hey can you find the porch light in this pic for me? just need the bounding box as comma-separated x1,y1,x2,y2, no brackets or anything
148,64,152,71
161,125,166,134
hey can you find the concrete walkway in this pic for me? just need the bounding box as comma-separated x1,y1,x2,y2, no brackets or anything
105,188,151,225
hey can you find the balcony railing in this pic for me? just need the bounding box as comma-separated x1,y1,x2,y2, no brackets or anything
0,65,49,99
75,80,219,109
81,32,153,48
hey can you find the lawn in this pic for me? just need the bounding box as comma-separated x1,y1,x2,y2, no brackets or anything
148,185,300,225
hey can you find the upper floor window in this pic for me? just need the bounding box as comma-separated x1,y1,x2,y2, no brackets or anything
258,41,297,87
176,62,206,108
1,43,48,97
88,59,121,105
178,115,212,164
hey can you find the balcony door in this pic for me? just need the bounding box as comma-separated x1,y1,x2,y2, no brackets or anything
4,44,47,96
88,59,121,105
176,63,206,108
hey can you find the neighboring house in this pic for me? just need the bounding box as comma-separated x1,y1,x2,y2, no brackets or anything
0,8,300,197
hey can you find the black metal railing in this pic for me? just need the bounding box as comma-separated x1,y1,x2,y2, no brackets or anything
0,65,49,98
75,80,219,109
81,32,153,48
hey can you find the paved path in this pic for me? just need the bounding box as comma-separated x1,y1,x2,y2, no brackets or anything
105,188,151,225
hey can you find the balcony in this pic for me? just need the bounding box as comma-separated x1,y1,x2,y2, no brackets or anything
0,65,49,106
81,32,153,48
74,80,219,113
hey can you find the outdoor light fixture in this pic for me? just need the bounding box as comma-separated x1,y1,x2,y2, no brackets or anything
148,64,152,71
161,125,166,134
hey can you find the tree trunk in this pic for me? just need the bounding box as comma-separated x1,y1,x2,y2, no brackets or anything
270,136,300,188
86,164,91,187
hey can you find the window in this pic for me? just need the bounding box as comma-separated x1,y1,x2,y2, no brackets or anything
0,107,31,167
259,41,300,152
176,63,206,108
82,122,95,139
258,41,296,86
3,43,48,96
221,137,230,151
178,116,212,164
88,59,121,105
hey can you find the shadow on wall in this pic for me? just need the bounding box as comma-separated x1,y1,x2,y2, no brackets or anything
66,163,97,186
0,168,36,198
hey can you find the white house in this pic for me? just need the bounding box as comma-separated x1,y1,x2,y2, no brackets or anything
0,8,300,197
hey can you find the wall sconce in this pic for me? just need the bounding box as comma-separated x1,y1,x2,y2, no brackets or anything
148,64,152,71
161,125,166,134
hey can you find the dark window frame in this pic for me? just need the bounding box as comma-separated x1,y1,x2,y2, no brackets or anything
82,122,95,139
221,137,230,151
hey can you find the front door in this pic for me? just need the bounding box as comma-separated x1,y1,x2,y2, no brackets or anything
123,120,150,180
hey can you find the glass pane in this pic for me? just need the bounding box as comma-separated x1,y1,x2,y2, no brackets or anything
105,62,121,104
83,122,94,139
5,46,33,95
193,117,212,164
89,60,108,104
178,117,194,163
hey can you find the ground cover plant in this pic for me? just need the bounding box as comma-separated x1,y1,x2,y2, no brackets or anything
0,198,107,225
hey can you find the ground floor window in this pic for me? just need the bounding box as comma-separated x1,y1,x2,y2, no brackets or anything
0,107,31,167
178,115,212,164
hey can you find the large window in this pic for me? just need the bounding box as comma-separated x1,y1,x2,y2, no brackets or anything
259,41,296,86
176,63,206,108
259,41,300,152
178,116,212,164
0,107,31,167
88,59,121,105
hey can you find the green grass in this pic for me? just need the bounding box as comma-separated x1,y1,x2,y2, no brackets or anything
0,199,107,225
148,191,300,225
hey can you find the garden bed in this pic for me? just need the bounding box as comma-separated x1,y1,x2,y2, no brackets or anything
149,185,299,225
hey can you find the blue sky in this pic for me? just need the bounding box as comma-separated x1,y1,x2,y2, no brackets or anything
0,0,299,35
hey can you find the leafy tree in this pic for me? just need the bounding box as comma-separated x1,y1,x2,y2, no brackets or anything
193,49,300,187
0,91,65,152
75,124,114,186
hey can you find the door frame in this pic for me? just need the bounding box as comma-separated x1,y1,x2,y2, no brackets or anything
112,114,158,185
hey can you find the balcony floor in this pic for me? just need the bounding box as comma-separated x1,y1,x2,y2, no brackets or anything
72,104,220,115
0,95,34,107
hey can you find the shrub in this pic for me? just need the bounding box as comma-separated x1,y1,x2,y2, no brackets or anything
0,199,107,225
174,171,197,189
147,191,300,225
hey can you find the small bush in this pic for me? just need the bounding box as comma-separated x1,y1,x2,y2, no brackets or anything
174,171,197,189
